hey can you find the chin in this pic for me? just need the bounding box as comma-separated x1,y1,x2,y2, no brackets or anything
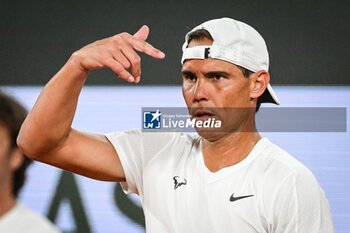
194,121,246,142
195,127,226,142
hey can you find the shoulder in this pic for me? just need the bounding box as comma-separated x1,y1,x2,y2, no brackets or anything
256,138,316,180
16,204,61,232
252,138,329,211
251,138,323,197
255,138,334,232
0,203,61,233
254,139,334,232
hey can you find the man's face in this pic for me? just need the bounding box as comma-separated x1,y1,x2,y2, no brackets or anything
0,124,12,188
182,38,255,140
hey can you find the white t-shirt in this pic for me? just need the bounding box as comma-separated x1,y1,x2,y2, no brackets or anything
106,129,334,233
0,203,61,233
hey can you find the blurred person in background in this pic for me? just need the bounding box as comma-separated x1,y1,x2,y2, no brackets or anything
0,91,61,233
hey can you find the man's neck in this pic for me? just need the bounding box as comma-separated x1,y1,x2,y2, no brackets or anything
0,182,16,218
202,131,262,172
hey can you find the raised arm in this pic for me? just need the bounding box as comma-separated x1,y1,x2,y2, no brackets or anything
17,25,165,181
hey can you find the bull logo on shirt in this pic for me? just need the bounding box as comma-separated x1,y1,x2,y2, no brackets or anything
173,176,187,189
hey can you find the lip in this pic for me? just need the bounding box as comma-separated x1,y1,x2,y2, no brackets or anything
192,110,215,121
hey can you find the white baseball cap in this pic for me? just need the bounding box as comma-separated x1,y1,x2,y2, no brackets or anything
181,17,280,105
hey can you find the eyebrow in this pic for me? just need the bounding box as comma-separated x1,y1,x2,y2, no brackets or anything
204,71,230,77
181,70,230,77
181,70,195,76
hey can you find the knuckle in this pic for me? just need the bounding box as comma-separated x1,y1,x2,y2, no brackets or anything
114,64,123,72
131,56,141,65
111,35,123,45
94,39,103,44
119,32,130,38
123,61,131,69
134,55,141,62
120,32,133,45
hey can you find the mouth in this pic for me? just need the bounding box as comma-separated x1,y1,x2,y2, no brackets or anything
193,110,215,121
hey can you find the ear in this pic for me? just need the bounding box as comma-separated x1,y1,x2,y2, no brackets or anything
9,148,24,171
250,70,270,99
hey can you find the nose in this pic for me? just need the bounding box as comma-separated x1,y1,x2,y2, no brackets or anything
193,77,209,103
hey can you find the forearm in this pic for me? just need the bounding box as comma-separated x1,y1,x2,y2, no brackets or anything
18,54,88,156
17,26,164,159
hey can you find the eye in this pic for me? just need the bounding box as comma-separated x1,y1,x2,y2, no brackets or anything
183,73,197,81
209,74,224,80
214,74,223,80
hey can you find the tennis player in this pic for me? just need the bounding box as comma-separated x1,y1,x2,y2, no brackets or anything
18,17,334,232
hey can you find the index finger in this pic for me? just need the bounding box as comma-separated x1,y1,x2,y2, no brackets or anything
122,33,165,59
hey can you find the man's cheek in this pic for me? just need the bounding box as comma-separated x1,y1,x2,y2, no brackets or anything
182,84,195,102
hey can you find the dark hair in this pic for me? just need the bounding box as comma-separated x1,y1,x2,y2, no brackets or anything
0,91,32,197
187,29,261,112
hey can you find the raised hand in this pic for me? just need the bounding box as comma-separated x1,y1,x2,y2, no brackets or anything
71,25,165,83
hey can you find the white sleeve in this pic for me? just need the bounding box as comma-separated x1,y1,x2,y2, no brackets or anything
105,129,143,195
105,129,182,195
270,170,334,233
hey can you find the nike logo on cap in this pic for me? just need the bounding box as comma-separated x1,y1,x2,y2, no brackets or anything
229,193,254,202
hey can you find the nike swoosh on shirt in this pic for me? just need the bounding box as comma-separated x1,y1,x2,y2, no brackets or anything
229,193,254,202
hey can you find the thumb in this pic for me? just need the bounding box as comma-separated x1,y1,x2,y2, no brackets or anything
133,25,150,41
